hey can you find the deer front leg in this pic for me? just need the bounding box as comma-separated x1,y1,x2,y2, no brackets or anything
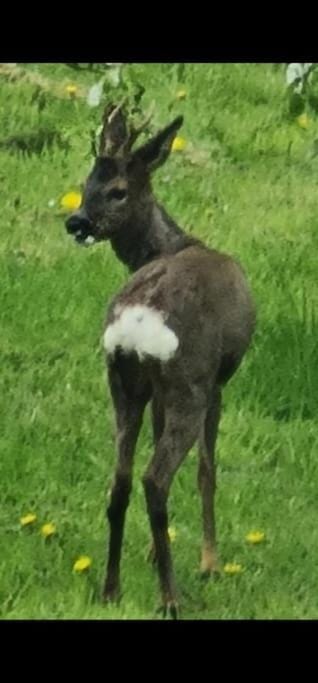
142,399,203,618
103,359,150,603
198,385,222,577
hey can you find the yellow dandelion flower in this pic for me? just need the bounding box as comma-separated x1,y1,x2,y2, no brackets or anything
172,136,187,152
168,526,177,542
60,191,82,212
224,562,244,575
176,89,187,100
65,84,78,96
20,513,37,527
245,530,266,544
297,113,310,129
73,555,92,573
41,523,56,539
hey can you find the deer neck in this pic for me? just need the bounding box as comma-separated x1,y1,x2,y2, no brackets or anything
109,201,198,272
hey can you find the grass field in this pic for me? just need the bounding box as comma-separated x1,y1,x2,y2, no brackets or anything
1,63,318,620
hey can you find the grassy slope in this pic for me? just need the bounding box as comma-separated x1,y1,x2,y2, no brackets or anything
1,63,318,619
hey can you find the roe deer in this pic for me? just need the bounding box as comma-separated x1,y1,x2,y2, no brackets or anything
65,103,256,618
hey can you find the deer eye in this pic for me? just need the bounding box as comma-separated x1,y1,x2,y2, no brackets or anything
106,188,127,202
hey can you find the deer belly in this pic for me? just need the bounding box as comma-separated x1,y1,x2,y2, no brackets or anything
104,304,179,362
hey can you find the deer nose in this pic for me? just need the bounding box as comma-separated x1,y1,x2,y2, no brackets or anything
65,210,92,236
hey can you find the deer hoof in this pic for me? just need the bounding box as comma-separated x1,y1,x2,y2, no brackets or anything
199,550,221,579
167,601,179,620
102,584,121,604
199,566,221,581
157,600,179,620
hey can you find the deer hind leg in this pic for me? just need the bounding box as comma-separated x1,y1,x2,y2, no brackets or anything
147,394,165,565
151,393,165,443
103,355,151,603
142,392,204,619
198,384,222,577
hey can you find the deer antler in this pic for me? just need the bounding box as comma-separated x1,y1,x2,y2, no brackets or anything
107,98,127,126
124,102,155,151
98,98,154,157
99,96,128,157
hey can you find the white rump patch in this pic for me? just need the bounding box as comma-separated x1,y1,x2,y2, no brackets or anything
104,304,179,362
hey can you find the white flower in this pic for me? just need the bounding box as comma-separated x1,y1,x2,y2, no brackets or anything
87,80,104,108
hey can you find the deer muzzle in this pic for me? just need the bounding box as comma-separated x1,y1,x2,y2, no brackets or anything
65,209,96,246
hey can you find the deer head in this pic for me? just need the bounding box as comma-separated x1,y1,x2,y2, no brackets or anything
65,103,183,245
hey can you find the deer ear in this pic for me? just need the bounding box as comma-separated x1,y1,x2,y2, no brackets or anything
134,115,184,172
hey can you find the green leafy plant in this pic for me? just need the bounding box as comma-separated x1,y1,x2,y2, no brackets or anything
286,63,318,115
